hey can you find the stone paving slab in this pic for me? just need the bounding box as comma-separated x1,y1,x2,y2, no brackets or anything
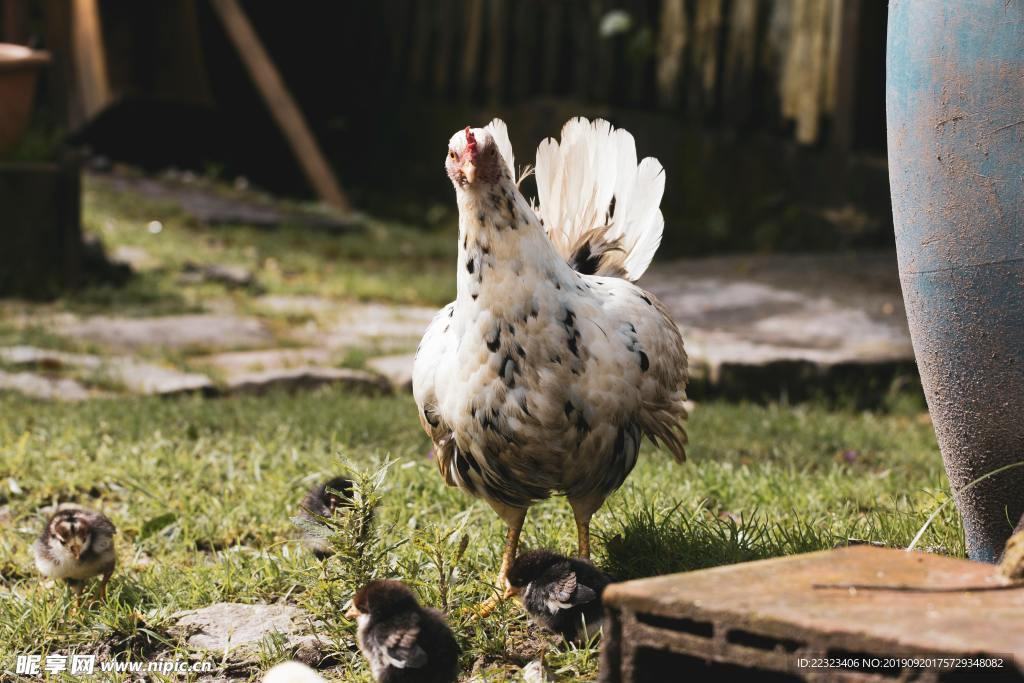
640,251,914,396
290,302,436,352
223,366,392,396
55,314,275,353
192,347,337,378
0,346,212,395
0,252,917,401
366,353,416,392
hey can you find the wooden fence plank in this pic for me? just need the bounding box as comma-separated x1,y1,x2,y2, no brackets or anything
656,0,687,108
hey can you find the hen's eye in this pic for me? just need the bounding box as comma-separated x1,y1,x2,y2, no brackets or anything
448,150,457,161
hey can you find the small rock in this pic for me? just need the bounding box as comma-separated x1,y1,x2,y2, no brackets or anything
224,367,392,396
170,603,323,663
109,245,160,271
182,262,255,288
366,354,415,392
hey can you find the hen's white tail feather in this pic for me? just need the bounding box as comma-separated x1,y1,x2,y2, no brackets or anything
486,116,665,280
533,117,665,281
485,119,516,181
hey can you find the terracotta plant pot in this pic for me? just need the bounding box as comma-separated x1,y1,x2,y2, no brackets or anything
0,44,51,158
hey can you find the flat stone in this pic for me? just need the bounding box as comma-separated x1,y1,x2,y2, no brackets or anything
109,245,160,271
294,303,435,353
366,353,415,392
56,314,275,353
640,252,914,397
170,603,325,663
193,348,336,379
0,370,93,401
223,366,392,396
0,346,213,395
181,262,254,288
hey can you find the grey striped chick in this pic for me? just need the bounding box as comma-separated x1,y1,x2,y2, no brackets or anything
33,504,116,600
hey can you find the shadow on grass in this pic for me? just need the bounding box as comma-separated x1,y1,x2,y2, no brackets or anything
596,502,832,581
595,496,965,582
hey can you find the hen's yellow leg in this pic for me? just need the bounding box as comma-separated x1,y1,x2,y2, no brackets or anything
476,506,527,617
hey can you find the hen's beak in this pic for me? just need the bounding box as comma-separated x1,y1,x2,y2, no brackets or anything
462,160,477,185
343,599,360,619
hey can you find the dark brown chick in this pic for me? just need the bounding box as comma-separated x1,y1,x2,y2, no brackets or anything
345,580,459,683
506,549,611,642
298,476,354,558
32,504,117,600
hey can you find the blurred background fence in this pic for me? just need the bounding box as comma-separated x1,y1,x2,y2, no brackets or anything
2,0,890,256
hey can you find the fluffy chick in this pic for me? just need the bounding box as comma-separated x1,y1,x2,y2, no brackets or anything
33,504,116,600
346,580,459,683
262,661,327,683
298,476,354,558
506,549,611,641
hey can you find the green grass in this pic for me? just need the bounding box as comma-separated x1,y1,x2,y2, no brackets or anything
0,388,958,681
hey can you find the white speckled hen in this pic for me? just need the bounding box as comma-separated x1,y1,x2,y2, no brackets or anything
413,118,688,596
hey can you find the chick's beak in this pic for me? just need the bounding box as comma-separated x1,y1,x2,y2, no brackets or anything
343,599,360,619
462,160,477,185
503,584,518,599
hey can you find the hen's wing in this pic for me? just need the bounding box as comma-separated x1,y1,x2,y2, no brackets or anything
412,302,459,480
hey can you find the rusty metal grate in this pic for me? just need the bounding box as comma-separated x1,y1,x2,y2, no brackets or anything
599,546,1024,682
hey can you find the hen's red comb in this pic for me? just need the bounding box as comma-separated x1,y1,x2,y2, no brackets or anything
465,126,477,159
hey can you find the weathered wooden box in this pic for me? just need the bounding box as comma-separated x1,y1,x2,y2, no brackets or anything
0,158,82,297
600,546,1023,682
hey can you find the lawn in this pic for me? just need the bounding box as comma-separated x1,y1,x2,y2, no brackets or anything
0,387,958,681
0,171,960,681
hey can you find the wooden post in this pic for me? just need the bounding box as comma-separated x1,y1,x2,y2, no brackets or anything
209,0,350,212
